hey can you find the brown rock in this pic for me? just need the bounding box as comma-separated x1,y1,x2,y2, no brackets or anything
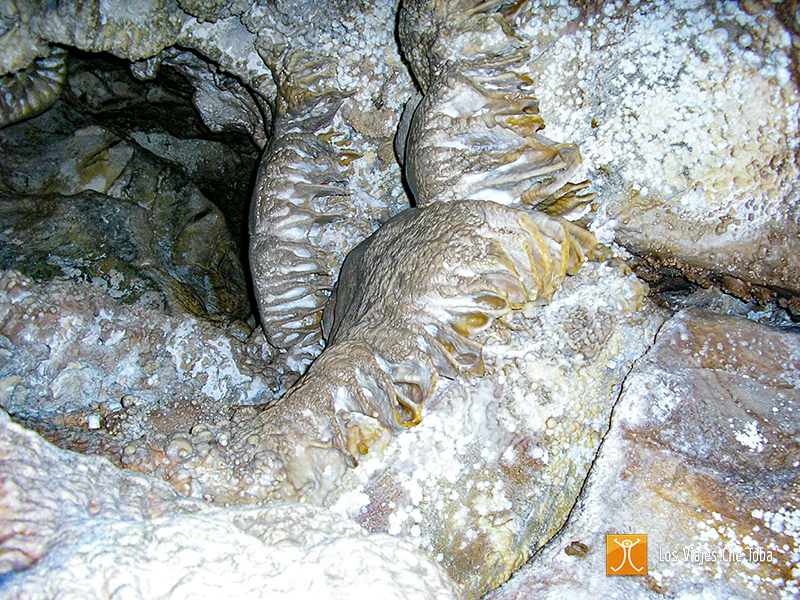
487,308,800,600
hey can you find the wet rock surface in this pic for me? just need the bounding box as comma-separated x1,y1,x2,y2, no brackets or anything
487,308,800,600
65,49,264,246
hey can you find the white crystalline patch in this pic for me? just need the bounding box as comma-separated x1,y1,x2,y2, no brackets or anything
285,353,313,374
4,505,459,600
517,0,798,239
165,322,251,401
165,320,196,372
734,421,766,452
650,385,681,421
333,386,353,413
528,446,548,463
103,329,125,347
753,507,800,538
332,487,371,515
245,52,269,77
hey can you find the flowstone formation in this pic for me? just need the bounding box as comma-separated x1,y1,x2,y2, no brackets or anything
247,0,416,378
324,254,658,597
235,199,609,504
397,0,594,217
248,51,359,373
0,0,798,599
0,45,66,128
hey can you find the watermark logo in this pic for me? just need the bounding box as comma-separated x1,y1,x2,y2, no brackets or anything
606,534,647,575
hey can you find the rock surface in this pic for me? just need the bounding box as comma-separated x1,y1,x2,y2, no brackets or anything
0,407,201,576
486,308,800,600
66,49,264,246
0,97,251,321
0,410,459,600
513,0,800,312
0,1,797,599
323,256,661,599
0,198,660,600
0,269,275,428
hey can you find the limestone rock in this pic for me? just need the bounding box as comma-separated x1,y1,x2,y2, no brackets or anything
0,408,201,576
323,258,662,599
3,503,461,600
0,2,796,599
246,0,415,373
137,48,268,148
4,504,460,600
509,0,800,312
487,308,800,600
0,411,460,600
0,269,276,424
0,0,186,77
67,48,264,244
0,99,250,321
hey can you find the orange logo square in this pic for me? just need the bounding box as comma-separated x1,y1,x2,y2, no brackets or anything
606,534,647,575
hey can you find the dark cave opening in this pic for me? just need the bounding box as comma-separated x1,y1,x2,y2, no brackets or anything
62,48,263,259
0,47,266,325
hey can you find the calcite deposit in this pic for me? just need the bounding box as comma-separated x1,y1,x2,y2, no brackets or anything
0,411,460,600
398,0,593,217
0,0,798,599
0,269,275,426
3,503,461,600
511,0,800,312
0,45,66,128
247,0,415,374
487,308,800,600
324,257,660,598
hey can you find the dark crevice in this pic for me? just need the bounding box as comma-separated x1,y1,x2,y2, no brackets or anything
62,48,262,263
522,312,670,572
0,46,271,325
